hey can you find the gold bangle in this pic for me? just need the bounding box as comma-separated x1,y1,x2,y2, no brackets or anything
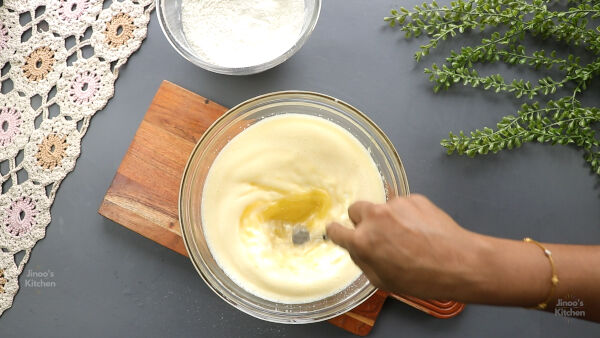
523,237,559,310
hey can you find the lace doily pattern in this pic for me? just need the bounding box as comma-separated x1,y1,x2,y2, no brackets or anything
9,31,69,96
0,92,36,161
91,0,150,62
0,7,19,63
45,0,104,38
23,117,81,185
0,0,154,315
0,181,51,252
0,251,20,313
56,57,115,119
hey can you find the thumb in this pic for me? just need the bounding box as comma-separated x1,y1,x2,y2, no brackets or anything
326,222,355,250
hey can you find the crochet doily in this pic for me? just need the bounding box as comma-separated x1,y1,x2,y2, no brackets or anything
0,0,154,315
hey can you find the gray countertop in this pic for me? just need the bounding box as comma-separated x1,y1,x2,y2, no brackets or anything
1,1,599,337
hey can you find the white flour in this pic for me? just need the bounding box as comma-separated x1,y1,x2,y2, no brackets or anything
181,0,305,68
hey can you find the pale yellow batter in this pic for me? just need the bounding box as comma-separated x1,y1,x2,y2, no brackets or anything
202,114,386,303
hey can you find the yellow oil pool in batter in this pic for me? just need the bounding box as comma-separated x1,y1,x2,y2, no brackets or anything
240,188,331,241
201,114,386,303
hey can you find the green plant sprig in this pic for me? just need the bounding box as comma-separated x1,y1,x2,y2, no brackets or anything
386,0,600,175
424,64,566,98
441,98,600,155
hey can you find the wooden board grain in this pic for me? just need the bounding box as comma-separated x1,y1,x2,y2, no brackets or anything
99,80,463,336
99,80,223,256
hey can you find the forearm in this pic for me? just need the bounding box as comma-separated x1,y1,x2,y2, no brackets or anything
456,233,600,321
327,196,600,322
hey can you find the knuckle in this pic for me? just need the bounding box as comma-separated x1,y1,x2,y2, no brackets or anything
365,204,391,219
410,193,429,204
389,196,411,209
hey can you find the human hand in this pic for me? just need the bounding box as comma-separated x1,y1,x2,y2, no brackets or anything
326,194,487,300
327,194,600,321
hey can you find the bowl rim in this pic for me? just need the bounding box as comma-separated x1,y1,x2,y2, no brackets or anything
178,91,410,323
156,0,322,75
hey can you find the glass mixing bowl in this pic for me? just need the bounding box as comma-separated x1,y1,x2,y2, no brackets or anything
179,91,410,323
156,0,321,75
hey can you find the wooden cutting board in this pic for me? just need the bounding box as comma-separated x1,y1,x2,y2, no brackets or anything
98,80,463,336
